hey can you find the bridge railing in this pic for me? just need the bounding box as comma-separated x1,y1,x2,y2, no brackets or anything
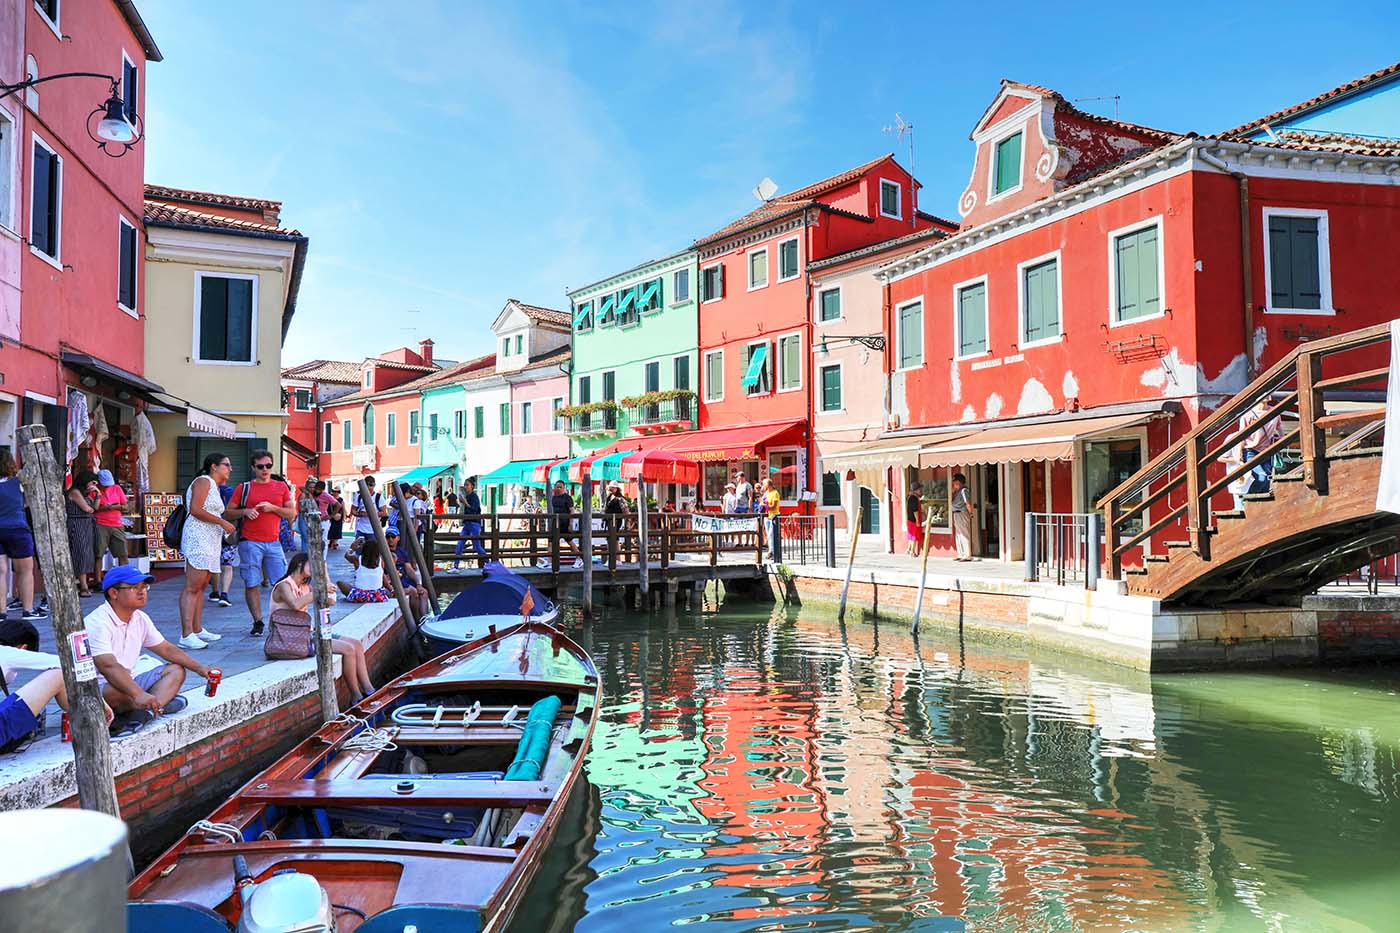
775,515,837,568
1096,321,1392,579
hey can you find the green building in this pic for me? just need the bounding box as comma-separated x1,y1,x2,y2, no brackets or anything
566,249,699,465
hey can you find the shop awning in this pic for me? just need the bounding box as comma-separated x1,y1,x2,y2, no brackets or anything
187,405,237,439
822,432,968,471
918,412,1155,468
478,458,551,487
63,351,238,438
281,434,317,464
653,419,804,462
395,464,456,486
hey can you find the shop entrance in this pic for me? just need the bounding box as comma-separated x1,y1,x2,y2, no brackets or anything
976,463,1000,558
859,486,880,534
176,435,268,492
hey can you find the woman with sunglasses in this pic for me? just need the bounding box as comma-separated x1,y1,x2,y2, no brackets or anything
179,453,236,649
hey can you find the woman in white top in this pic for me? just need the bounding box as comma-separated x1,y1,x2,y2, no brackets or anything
179,453,235,649
273,553,373,702
336,538,391,603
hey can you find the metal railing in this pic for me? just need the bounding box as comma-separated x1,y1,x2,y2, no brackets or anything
625,397,696,431
775,514,837,567
1329,553,1400,593
1024,512,1101,589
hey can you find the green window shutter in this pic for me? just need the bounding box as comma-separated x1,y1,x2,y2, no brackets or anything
899,302,923,368
343,421,351,449
821,365,841,411
499,403,510,435
363,405,375,445
474,407,484,438
638,279,661,311
821,471,841,506
387,413,396,446
741,344,768,389
706,352,722,399
573,301,592,330
780,240,799,278
175,436,197,494
995,132,1022,194
819,289,840,322
1289,217,1322,309
1116,227,1161,321
958,283,987,356
780,336,800,389
1023,260,1058,341
617,287,636,314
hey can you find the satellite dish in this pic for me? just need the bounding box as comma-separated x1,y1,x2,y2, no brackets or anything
752,177,778,202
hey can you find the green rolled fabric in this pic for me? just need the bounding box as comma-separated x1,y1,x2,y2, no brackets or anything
503,695,561,781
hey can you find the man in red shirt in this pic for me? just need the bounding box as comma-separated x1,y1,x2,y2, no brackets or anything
229,450,296,636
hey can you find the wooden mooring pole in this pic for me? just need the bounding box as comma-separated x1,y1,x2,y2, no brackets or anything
358,479,424,661
837,506,864,622
15,425,124,827
581,474,594,614
911,505,938,635
299,493,339,721
636,482,650,599
390,481,440,614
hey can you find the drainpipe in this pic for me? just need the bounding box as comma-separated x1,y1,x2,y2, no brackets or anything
1198,146,1254,379
805,210,815,517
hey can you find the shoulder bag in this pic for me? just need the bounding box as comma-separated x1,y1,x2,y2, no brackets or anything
265,608,313,660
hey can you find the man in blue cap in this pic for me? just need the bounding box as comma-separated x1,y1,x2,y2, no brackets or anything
85,566,213,728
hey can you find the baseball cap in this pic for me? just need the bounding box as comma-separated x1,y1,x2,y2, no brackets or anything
97,470,116,487
102,565,155,592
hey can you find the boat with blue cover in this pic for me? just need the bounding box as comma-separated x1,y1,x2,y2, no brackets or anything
420,561,558,655
126,618,599,933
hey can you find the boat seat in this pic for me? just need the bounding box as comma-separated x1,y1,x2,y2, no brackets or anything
357,904,484,932
243,779,556,807
127,901,231,933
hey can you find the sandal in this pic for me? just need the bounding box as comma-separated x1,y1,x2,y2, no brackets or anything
109,710,154,738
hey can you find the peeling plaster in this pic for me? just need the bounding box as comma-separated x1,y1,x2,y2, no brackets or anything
1198,352,1249,398
961,405,977,422
950,358,962,404
1253,325,1268,367
985,393,1003,419
1017,378,1054,416
1062,370,1079,402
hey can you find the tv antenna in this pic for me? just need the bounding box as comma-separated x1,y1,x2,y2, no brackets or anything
882,113,915,224
1074,95,1121,121
752,177,778,202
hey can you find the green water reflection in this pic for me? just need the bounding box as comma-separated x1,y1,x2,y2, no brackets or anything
513,600,1400,932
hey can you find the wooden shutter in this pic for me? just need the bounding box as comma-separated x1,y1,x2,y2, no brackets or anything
899,303,922,368
822,366,841,411
995,133,1022,194
175,437,197,493
31,145,52,256
820,289,840,321
343,420,351,449
1288,218,1322,309
363,404,374,445
118,221,137,309
226,278,253,361
122,59,138,123
200,277,228,360
958,283,987,356
673,355,690,390
1116,227,1160,321
1023,260,1058,341
781,335,800,389
706,352,721,399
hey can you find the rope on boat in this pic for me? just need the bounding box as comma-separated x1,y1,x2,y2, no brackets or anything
329,709,399,752
191,820,242,844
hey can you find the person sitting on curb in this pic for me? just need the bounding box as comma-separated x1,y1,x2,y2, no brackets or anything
386,528,429,620
87,566,213,734
0,619,114,753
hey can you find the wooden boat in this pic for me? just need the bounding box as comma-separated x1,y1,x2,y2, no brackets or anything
420,562,559,655
127,618,599,933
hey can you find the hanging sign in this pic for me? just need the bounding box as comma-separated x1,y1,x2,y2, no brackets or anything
70,631,96,682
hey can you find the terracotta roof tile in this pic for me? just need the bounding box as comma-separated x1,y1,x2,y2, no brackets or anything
1246,130,1400,156
997,79,1180,142
144,200,301,237
365,358,437,373
694,154,898,247
411,354,498,391
1222,60,1400,138
281,359,360,384
510,301,570,327
144,184,282,213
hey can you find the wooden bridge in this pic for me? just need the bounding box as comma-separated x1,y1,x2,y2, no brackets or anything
1099,321,1400,606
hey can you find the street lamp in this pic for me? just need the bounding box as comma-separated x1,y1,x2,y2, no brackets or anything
0,72,143,157
818,334,887,355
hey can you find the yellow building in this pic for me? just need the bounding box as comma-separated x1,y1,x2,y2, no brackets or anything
141,185,308,494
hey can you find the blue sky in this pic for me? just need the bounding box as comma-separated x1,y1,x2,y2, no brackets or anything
139,1,1399,368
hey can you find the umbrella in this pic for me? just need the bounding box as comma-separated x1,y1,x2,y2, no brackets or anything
620,450,701,485
531,457,572,485
568,450,630,483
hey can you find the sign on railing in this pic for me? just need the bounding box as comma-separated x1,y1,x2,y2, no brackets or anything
691,514,760,534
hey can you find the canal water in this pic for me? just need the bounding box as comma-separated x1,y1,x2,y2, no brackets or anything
514,599,1400,932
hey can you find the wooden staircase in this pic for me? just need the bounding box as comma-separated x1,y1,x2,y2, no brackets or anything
1098,321,1400,606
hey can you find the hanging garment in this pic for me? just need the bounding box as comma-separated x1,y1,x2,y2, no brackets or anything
65,390,90,465
90,402,110,471
133,411,157,495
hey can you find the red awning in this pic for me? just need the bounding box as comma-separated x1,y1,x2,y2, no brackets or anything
646,420,805,462
620,451,701,485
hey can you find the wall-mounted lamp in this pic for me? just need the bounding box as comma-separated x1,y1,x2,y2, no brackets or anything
0,73,143,157
818,334,886,356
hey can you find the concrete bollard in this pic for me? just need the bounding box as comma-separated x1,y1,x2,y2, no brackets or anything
0,809,128,933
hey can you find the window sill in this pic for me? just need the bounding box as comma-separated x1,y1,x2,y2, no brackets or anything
117,302,139,320
894,362,925,374
955,350,991,363
1263,306,1335,316
194,358,257,367
30,245,62,271
817,408,845,416
816,316,844,327
777,385,802,394
1107,309,1166,329
987,183,1023,205
1018,335,1063,351
777,273,801,284
747,282,769,293
879,210,902,221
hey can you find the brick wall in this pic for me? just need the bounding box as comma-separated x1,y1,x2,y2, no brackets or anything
1317,609,1400,661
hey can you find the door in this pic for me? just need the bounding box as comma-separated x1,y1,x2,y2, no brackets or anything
1023,461,1047,515
859,486,880,534
978,464,1000,557
673,356,691,422
643,362,660,424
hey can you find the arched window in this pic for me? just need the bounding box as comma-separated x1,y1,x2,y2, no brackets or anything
362,403,375,445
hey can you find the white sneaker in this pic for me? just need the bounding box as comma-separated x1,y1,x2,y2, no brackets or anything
197,630,222,642
177,634,208,650
571,559,584,569
537,558,551,568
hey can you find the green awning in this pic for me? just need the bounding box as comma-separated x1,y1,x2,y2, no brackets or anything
588,451,630,481
477,458,552,488
395,464,456,486
741,344,768,389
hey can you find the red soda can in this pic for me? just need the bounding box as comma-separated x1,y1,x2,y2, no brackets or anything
61,712,71,742
205,668,223,697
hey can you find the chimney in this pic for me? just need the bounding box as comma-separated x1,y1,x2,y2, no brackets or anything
418,338,434,366
262,205,281,226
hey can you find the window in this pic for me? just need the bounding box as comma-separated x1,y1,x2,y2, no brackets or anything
574,300,593,332
956,280,988,357
1112,223,1162,322
1021,256,1060,345
993,131,1023,196
454,409,467,438
499,402,510,435
704,350,723,402
514,334,523,355
778,237,799,281
701,264,724,302
409,410,420,444
342,420,351,449
0,111,15,230
30,136,60,262
323,422,332,452
819,364,842,412
293,389,313,412
195,273,256,364
742,342,771,395
616,287,639,327
879,179,901,219
521,401,533,434
473,406,484,438
500,337,509,357
1265,210,1330,313
778,333,801,391
747,248,768,290
117,217,137,312
896,300,923,370
771,449,798,501
577,375,591,405
821,471,841,507
428,412,439,441
551,397,564,430
597,293,616,326
602,370,616,429
386,412,397,447
704,462,729,503
674,355,692,420
673,268,690,302
364,370,372,388
638,277,663,313
121,55,138,125
362,404,375,446
34,0,58,33
818,287,841,322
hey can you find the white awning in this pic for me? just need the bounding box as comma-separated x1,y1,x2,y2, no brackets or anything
187,406,237,439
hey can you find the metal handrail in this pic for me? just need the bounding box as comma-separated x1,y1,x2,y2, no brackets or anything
1024,512,1101,589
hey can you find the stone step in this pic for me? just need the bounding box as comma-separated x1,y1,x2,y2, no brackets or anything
1165,540,1191,549
1215,510,1246,520
1241,492,1275,502
1146,554,1170,563
1272,472,1304,483
1125,566,1149,576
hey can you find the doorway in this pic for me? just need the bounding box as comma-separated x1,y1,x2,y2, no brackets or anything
859,486,880,534
976,464,1000,558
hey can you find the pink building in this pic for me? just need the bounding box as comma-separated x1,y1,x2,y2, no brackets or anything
507,347,570,462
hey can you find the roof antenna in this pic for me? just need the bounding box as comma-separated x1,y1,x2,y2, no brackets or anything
751,177,778,202
883,113,916,225
1074,95,1121,121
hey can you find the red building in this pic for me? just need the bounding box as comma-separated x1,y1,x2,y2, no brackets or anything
280,358,360,485
12,1,161,459
691,155,936,510
861,75,1400,562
